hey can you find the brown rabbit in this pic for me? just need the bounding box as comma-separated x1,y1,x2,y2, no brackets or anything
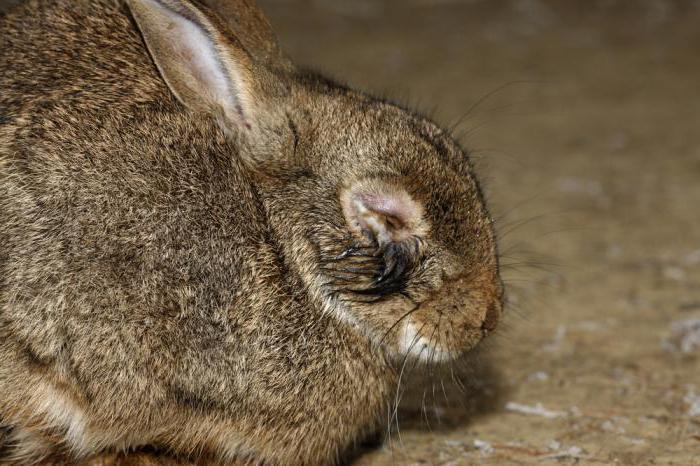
0,0,503,464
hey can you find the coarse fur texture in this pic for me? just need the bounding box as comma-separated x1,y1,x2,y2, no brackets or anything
0,0,503,464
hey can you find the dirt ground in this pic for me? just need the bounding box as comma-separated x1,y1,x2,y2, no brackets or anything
3,0,700,465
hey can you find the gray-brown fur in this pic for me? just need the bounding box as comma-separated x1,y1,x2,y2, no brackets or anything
0,0,502,464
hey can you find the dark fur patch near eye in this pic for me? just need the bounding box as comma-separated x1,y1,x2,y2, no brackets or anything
323,238,422,301
357,240,420,297
0,113,9,125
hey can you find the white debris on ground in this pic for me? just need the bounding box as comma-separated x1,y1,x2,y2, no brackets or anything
600,418,626,434
505,402,566,419
473,439,494,456
684,386,700,417
663,265,686,282
683,248,700,265
542,325,566,352
541,440,586,460
663,317,700,354
547,440,562,450
443,439,463,448
528,371,549,381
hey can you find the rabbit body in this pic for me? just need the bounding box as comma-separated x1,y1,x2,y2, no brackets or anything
0,0,502,464
0,1,391,464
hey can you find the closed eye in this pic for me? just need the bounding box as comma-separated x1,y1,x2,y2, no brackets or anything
321,237,422,302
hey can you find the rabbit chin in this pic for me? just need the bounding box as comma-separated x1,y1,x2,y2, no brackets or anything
398,320,453,363
396,320,484,364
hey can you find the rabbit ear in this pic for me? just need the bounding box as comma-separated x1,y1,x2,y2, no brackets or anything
198,0,292,69
341,180,429,246
128,0,272,132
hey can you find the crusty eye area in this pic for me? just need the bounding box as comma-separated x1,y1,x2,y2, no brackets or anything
320,237,424,301
321,178,431,300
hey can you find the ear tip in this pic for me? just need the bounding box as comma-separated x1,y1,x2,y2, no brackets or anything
128,0,264,134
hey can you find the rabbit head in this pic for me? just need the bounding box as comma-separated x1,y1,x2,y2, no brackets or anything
261,101,504,363
127,0,503,365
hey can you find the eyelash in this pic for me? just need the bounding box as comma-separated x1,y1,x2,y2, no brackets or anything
320,237,422,302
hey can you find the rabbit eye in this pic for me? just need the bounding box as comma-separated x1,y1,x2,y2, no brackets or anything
322,238,422,302
365,239,421,297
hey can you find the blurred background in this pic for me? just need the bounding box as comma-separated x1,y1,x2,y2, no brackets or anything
3,0,700,464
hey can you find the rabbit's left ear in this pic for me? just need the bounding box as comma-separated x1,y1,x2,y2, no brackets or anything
128,0,280,133
341,179,429,246
199,0,292,69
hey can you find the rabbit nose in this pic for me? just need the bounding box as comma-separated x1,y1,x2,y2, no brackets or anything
481,300,501,332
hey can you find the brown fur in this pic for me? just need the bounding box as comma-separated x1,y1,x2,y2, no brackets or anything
0,0,502,464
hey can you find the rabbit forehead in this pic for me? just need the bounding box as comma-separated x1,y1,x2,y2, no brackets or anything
289,83,471,179
291,87,489,246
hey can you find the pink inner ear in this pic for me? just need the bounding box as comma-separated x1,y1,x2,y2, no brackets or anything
357,193,416,227
341,180,427,244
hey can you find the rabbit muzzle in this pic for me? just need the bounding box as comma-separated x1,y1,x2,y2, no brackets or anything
396,272,502,363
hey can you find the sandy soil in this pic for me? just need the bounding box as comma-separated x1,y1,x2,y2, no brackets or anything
3,0,700,465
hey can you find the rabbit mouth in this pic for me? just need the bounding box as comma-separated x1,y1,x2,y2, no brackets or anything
394,302,497,364
397,320,458,363
392,273,502,362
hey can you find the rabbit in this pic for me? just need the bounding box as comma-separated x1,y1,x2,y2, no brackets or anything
0,0,504,464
